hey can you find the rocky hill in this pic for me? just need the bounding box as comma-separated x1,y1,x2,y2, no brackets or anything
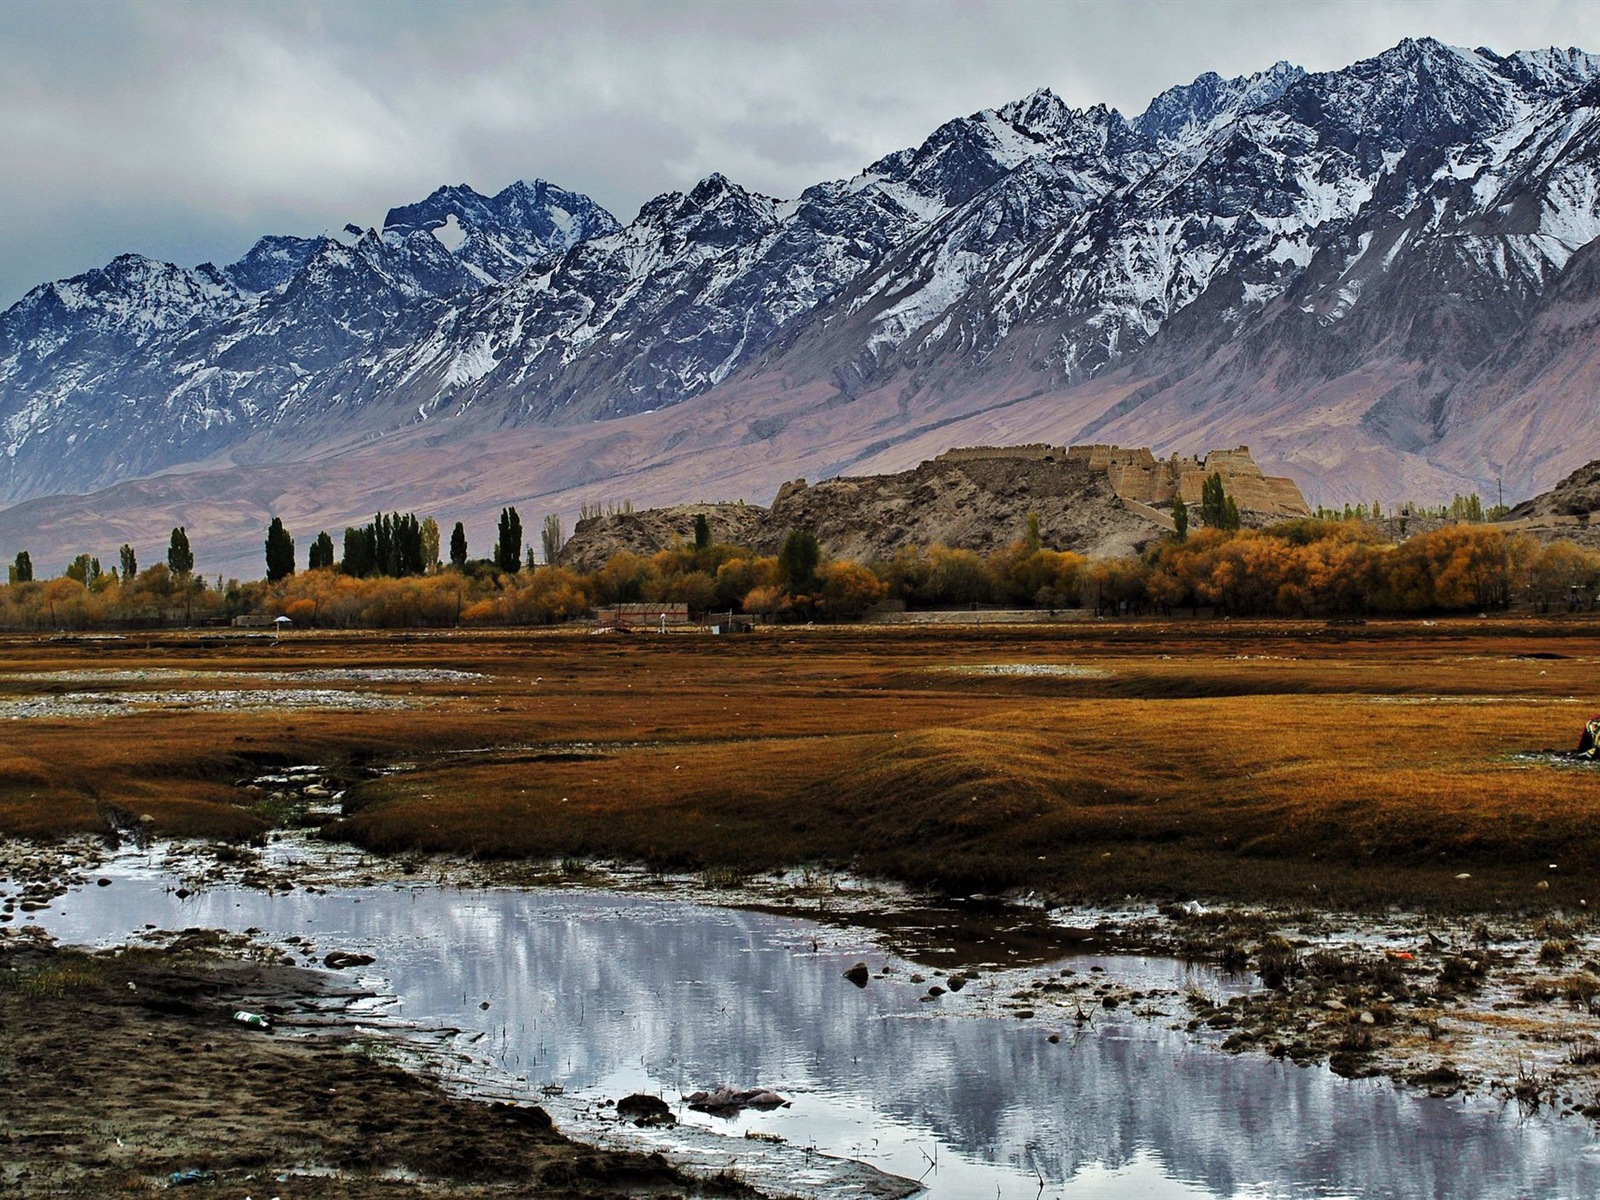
1499,457,1600,548
1507,458,1600,519
559,450,1180,572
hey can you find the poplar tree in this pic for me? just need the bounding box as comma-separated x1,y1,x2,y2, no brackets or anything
778,529,821,593
264,517,295,582
449,521,468,569
167,527,194,575
495,507,522,574
542,513,565,565
1200,473,1240,531
420,517,441,571
119,544,137,579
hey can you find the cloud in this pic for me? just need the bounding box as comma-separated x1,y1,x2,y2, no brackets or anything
2,0,1599,305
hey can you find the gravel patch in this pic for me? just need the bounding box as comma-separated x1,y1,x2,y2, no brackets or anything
937,663,1112,678
0,689,412,719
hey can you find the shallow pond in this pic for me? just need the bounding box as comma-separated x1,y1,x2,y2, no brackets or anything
19,865,1600,1199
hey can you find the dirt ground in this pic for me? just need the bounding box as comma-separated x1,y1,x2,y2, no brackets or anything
0,933,755,1199
5,617,1600,1164
3,619,1600,910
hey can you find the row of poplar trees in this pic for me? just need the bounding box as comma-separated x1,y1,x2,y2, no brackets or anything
264,507,533,581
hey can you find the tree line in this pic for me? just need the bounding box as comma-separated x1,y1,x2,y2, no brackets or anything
3,500,1598,630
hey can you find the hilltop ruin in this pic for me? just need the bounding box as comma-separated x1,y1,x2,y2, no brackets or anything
935,444,1311,517
559,442,1311,571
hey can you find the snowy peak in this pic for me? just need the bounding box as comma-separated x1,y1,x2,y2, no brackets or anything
382,179,620,283
221,235,323,294
1134,60,1306,153
1,253,242,355
1485,45,1600,95
859,89,1138,216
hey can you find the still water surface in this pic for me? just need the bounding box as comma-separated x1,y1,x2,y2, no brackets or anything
25,866,1600,1199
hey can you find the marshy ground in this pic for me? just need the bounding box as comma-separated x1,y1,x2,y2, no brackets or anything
2,618,1596,909
4,617,1600,1190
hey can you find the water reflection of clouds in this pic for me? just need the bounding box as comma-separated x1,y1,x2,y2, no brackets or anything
31,881,1600,1200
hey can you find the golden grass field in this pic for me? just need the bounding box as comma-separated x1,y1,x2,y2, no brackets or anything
2,618,1597,910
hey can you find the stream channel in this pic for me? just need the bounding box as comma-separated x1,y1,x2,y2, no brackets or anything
20,845,1600,1200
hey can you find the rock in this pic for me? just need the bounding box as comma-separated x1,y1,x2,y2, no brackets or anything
927,985,946,997
615,1093,676,1127
685,1087,789,1116
947,974,968,992
843,962,870,988
490,1102,552,1131
1359,1011,1377,1025
322,951,376,970
96,878,112,888
909,973,926,984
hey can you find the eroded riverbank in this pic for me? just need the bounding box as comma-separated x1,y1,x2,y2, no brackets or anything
7,834,1600,1199
0,931,756,1199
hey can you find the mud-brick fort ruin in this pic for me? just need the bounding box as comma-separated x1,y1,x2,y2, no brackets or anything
935,443,1311,517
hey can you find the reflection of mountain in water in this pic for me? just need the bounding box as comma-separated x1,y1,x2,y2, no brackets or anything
38,883,1600,1199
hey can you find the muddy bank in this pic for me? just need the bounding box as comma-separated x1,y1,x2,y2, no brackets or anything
17,829,1600,1140
0,932,756,1199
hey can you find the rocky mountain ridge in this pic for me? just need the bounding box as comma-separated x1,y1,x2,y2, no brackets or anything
6,39,1600,577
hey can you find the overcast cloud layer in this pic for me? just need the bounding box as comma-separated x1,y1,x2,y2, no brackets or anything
3,0,1599,306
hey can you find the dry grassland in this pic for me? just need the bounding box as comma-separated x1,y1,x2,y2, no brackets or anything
2,619,1597,909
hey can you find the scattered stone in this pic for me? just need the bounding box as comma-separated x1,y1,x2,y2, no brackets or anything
322,951,375,970
843,962,870,987
685,1087,789,1116
615,1093,676,1127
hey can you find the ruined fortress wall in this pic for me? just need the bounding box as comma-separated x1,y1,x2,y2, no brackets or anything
936,442,1309,516
1107,462,1178,504
1067,444,1156,472
937,444,1068,464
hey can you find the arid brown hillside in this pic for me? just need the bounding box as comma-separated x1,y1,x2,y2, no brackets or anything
1500,458,1600,548
1508,459,1600,520
559,453,1164,571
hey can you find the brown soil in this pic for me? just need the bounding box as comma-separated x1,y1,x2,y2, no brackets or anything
4,619,1600,911
0,935,755,1199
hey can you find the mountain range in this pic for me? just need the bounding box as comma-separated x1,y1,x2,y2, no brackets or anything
4,37,1600,576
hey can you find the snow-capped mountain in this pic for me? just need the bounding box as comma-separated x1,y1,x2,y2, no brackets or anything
0,180,619,498
5,37,1600,565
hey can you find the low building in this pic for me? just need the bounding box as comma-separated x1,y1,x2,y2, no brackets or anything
594,602,692,630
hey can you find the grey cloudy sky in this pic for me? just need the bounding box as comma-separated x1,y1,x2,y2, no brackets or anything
1,0,1597,306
